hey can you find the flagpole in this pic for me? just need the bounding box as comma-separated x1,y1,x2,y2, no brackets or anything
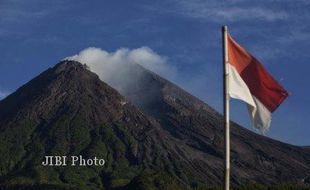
222,25,230,190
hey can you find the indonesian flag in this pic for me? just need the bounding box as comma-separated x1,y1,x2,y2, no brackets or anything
227,33,288,132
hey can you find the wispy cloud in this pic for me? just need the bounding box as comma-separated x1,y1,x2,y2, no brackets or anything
145,0,288,22
211,7,287,22
0,9,48,23
0,0,50,24
176,0,287,22
277,27,310,44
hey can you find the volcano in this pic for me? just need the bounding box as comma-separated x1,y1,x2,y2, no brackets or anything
0,61,309,190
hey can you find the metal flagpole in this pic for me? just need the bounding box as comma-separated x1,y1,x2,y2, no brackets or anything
222,25,230,190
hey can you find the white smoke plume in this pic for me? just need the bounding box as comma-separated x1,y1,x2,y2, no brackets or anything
65,47,176,93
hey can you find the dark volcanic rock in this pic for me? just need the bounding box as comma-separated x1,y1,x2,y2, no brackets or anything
98,62,310,185
0,61,309,190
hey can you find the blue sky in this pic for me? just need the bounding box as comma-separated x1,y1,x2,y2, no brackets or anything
0,0,309,145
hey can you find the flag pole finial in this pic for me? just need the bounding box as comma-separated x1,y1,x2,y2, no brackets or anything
222,25,228,32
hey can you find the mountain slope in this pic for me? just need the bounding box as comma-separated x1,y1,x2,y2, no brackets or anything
0,61,309,190
0,61,183,189
0,61,223,189
98,62,310,185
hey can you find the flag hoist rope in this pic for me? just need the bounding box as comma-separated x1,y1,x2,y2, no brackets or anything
222,25,230,190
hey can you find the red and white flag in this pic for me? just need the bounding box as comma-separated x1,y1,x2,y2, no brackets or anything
227,33,288,132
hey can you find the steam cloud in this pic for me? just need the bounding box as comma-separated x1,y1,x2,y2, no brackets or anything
65,47,176,93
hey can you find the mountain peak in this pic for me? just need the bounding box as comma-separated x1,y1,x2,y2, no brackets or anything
54,60,89,73
0,60,125,124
